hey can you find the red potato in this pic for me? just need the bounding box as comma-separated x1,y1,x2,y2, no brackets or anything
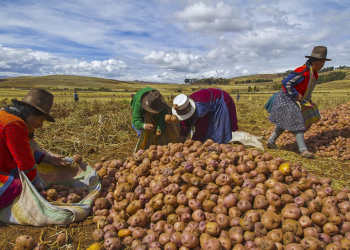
104,237,122,250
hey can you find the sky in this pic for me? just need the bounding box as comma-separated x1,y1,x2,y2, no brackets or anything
0,0,349,83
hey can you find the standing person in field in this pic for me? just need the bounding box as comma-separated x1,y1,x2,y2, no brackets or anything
131,87,168,138
74,90,79,102
172,88,238,144
237,93,240,102
0,88,70,209
267,46,331,158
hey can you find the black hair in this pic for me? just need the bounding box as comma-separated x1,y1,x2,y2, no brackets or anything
293,58,319,75
4,102,45,121
4,102,45,139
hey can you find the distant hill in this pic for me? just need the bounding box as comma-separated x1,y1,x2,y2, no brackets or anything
0,68,349,93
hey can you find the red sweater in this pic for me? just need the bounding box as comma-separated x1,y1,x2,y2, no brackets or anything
0,111,37,195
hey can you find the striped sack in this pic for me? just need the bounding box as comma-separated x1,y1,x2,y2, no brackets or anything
301,102,321,131
0,152,101,226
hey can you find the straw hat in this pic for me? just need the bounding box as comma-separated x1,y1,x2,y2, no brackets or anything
12,88,55,122
172,94,196,121
305,46,331,61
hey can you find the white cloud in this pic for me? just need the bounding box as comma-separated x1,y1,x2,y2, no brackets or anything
0,45,127,78
0,0,349,83
175,2,251,33
144,50,207,73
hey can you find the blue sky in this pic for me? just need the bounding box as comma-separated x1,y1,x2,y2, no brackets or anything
0,0,349,83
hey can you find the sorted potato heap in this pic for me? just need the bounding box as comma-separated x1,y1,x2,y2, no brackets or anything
262,102,350,160
91,139,350,250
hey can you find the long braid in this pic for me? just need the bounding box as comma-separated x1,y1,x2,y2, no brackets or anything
292,60,311,75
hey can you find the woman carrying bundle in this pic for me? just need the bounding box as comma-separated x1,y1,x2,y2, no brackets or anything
0,88,69,209
172,88,238,144
267,46,331,158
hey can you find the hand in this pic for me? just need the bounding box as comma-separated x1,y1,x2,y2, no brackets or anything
296,94,303,101
144,124,155,131
46,155,71,167
155,129,162,137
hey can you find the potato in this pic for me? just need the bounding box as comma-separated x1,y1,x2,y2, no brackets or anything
205,222,221,237
56,233,68,247
93,229,105,242
14,235,36,250
261,211,281,230
86,243,104,250
73,154,83,163
181,232,199,248
284,243,303,250
282,219,303,237
104,237,122,250
300,236,321,250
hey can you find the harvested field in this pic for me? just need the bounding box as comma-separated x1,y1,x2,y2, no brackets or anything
0,94,349,249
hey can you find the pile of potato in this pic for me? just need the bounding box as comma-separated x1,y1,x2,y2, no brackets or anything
89,139,350,250
262,102,350,160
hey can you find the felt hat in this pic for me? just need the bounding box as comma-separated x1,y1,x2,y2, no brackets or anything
305,46,331,61
12,88,55,122
140,89,167,113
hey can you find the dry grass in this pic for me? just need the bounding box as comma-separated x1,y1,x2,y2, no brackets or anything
33,99,137,164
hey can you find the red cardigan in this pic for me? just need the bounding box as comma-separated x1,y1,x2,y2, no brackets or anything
0,111,37,195
282,65,318,97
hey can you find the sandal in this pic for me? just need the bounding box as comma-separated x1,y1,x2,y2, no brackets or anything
267,142,279,149
300,151,315,158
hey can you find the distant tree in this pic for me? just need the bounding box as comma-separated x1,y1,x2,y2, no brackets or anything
248,86,252,92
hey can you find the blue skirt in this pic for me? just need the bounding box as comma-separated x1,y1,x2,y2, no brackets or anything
268,90,305,131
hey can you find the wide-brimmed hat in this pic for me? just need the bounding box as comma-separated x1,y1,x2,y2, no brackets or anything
305,46,331,61
172,94,196,121
140,90,167,113
12,88,55,122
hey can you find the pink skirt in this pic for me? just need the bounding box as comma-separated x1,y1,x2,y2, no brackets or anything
0,173,22,209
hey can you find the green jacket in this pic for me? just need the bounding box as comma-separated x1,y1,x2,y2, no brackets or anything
130,87,167,133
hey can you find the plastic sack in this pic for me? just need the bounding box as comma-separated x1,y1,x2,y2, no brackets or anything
229,131,264,150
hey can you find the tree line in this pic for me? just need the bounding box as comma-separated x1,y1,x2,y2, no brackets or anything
247,86,260,92
317,71,347,84
278,65,348,77
271,71,347,89
235,79,273,84
184,78,230,85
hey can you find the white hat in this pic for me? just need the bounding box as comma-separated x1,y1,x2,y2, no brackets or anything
172,94,196,121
